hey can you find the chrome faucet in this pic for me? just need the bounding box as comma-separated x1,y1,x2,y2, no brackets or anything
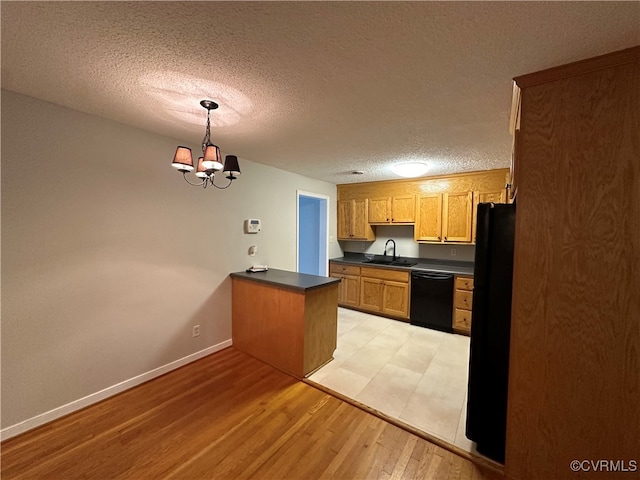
384,239,397,261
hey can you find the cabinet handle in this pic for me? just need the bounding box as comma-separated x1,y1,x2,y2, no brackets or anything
444,236,447,241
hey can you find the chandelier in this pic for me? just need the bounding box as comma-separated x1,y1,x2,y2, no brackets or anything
170,100,241,189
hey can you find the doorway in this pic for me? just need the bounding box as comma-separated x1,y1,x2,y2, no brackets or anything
297,191,329,276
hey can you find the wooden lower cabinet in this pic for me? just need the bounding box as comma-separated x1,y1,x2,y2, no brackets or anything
360,267,410,319
329,262,410,320
329,263,361,307
453,275,474,335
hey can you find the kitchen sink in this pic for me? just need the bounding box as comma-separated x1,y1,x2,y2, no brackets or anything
364,259,393,265
391,260,418,267
364,259,418,267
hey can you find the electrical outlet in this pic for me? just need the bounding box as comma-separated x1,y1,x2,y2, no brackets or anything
451,248,456,256
192,325,200,337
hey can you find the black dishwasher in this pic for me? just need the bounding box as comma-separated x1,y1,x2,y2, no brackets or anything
410,271,454,332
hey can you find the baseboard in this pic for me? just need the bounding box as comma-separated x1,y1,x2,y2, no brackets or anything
0,339,232,441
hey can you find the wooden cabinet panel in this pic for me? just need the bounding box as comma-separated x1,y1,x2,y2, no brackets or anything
368,198,391,223
454,289,473,310
360,277,383,311
352,199,374,239
455,276,474,291
453,308,472,332
368,196,415,224
359,267,410,319
360,267,409,283
472,189,507,242
341,275,360,306
332,261,410,318
453,275,473,335
337,200,352,239
329,263,361,276
416,192,472,243
330,263,361,307
337,199,375,240
415,194,442,242
382,280,410,318
506,48,640,479
442,192,473,242
391,196,416,223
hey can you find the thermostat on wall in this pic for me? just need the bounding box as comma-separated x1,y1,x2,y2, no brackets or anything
244,219,261,233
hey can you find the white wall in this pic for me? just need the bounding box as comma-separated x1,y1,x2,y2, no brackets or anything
339,225,475,262
0,90,342,436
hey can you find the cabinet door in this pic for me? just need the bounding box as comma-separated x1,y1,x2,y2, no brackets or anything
453,308,472,334
333,274,346,304
368,197,391,223
415,194,443,242
352,199,374,240
382,281,409,318
337,200,353,239
360,277,384,312
472,190,507,242
391,196,416,223
442,192,472,242
341,275,360,306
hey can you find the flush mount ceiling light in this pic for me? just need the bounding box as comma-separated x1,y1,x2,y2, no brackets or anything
391,161,429,178
171,100,241,189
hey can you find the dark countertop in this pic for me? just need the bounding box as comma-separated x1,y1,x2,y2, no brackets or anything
330,253,475,276
230,268,341,292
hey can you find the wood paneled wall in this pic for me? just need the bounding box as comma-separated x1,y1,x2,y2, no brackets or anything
505,47,639,480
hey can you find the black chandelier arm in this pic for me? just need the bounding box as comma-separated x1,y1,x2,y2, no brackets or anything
207,175,234,189
181,171,236,189
181,171,207,187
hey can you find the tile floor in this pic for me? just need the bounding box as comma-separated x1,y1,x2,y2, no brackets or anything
307,307,477,454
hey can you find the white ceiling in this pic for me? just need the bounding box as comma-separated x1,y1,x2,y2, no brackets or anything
2,2,638,184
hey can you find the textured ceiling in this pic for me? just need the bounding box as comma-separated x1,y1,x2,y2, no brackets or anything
2,2,638,184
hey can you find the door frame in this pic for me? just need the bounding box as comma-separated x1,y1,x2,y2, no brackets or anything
296,190,329,276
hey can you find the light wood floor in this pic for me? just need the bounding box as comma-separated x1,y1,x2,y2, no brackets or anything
1,348,503,480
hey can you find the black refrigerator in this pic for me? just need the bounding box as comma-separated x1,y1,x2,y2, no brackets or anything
465,202,516,464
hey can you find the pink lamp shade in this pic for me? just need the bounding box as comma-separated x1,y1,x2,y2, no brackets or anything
202,144,223,170
223,155,241,179
171,146,194,171
195,157,209,178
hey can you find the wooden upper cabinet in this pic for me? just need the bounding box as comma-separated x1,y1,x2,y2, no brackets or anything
417,192,472,243
338,169,508,244
472,189,507,242
443,192,473,242
368,195,415,224
337,200,352,239
337,199,375,241
415,194,443,242
368,198,391,223
352,199,374,239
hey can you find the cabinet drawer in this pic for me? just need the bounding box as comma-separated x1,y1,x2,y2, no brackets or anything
454,308,472,331
455,289,473,310
329,263,361,276
455,276,474,291
361,267,409,283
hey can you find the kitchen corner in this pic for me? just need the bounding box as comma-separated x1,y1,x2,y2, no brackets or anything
330,251,475,335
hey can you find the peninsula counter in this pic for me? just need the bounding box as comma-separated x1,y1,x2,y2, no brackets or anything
230,269,340,379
